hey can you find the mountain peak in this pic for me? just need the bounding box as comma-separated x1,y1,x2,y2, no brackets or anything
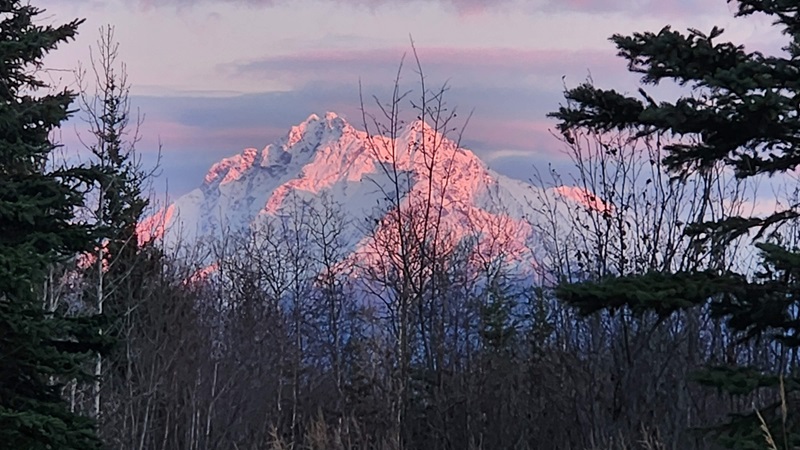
157,111,547,272
400,118,448,144
300,111,342,124
302,112,320,123
406,118,437,132
285,111,350,148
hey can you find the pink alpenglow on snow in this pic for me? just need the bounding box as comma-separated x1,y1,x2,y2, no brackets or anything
204,148,260,186
141,112,549,273
551,185,614,214
184,262,220,286
137,204,176,245
80,203,175,272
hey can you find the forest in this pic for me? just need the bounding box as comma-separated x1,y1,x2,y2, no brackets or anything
1,0,799,449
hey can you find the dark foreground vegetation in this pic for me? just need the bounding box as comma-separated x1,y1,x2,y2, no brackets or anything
2,0,800,449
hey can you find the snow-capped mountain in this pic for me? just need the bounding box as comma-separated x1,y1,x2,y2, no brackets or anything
141,112,577,267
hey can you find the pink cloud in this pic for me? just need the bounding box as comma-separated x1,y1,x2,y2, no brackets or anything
137,0,511,14
135,0,723,16
225,46,623,90
234,46,615,71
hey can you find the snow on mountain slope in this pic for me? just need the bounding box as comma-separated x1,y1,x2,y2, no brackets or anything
144,112,603,270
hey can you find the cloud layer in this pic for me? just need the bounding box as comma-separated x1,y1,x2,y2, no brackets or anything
225,47,621,89
136,0,724,16
138,0,513,14
72,42,655,196
43,0,747,198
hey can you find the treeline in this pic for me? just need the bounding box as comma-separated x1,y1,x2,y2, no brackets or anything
77,111,785,450
67,34,788,450
4,1,800,450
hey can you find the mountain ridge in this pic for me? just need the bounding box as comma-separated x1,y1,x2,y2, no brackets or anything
139,112,600,272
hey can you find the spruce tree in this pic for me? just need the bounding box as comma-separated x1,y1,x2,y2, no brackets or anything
76,26,153,431
549,1,800,447
0,2,108,449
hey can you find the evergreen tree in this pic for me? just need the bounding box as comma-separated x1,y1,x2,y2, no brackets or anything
549,1,800,447
0,2,108,449
76,25,151,423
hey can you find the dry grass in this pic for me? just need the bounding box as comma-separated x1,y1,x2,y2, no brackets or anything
755,375,790,450
262,419,673,450
262,385,796,450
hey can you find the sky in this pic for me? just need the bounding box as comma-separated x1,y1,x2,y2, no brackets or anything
38,0,784,200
